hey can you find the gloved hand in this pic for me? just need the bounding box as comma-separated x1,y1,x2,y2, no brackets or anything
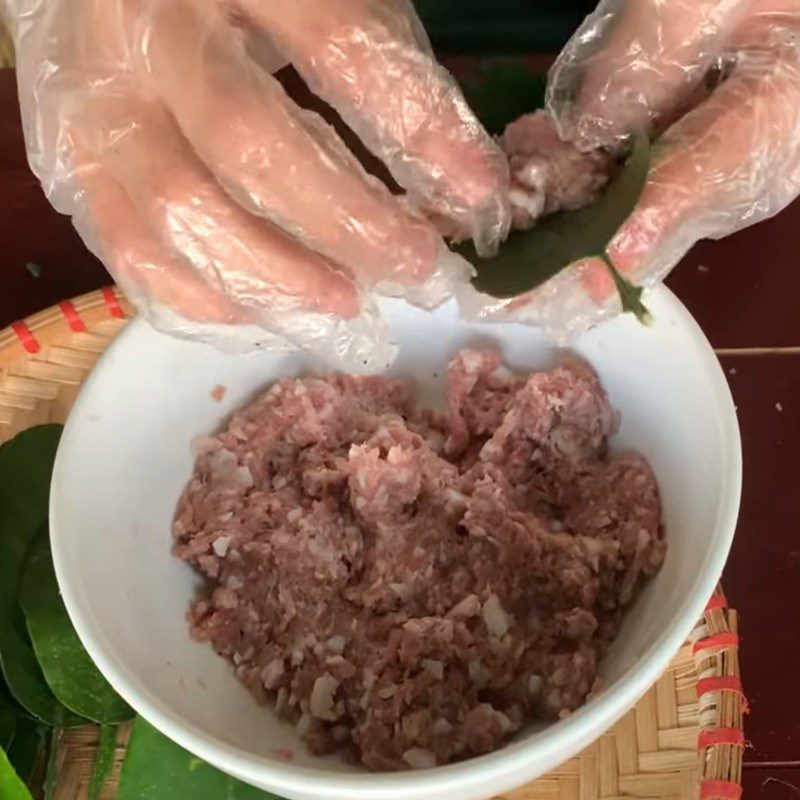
4,0,510,368
476,0,800,337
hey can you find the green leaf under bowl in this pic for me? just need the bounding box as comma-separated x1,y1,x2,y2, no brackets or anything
0,426,82,727
119,718,281,800
19,533,134,725
88,725,118,800
0,676,22,753
3,718,46,789
0,746,33,800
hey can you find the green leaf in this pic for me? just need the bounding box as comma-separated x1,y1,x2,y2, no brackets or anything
0,746,33,800
42,721,62,800
459,131,652,321
5,719,46,789
19,534,133,725
0,425,61,541
0,598,74,728
459,58,546,135
0,675,26,717
119,718,278,800
0,427,84,728
0,699,15,752
88,725,117,800
0,426,70,725
0,677,21,751
601,253,654,326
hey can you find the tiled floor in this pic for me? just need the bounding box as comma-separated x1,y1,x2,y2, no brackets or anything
2,69,800,792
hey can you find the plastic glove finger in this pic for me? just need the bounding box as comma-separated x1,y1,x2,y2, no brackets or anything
12,0,135,194
243,30,289,75
88,95,359,319
10,4,263,329
76,162,397,366
607,20,800,285
230,0,510,255
139,1,441,291
457,260,617,343
78,167,259,326
548,0,751,150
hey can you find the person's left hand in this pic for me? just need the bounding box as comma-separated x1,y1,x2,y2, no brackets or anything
3,0,510,367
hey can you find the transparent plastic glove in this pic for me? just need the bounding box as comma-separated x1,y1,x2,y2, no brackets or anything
4,0,510,369
477,0,800,339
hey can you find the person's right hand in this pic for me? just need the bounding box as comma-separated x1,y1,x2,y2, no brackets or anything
502,0,800,338
6,0,510,366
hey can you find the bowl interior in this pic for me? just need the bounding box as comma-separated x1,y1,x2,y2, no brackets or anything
50,289,740,799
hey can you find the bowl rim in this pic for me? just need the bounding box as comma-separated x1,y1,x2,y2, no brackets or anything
49,284,742,799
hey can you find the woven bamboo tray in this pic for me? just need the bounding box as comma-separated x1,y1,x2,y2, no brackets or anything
0,289,745,800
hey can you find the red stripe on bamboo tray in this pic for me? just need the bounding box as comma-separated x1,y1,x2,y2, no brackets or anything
101,286,125,318
705,593,728,612
698,728,745,748
693,632,739,655
700,779,743,800
10,320,40,353
58,300,87,332
696,676,749,712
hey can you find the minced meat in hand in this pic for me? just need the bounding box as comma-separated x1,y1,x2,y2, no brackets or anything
173,349,665,770
501,111,613,230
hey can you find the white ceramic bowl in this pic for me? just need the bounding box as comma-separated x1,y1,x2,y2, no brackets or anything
50,287,741,800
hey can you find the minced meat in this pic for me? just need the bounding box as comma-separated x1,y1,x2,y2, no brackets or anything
500,111,613,229
173,349,665,770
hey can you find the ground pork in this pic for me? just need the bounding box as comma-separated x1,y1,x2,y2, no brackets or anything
173,349,665,770
500,110,614,230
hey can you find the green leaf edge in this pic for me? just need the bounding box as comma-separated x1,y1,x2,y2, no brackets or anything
463,130,653,326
